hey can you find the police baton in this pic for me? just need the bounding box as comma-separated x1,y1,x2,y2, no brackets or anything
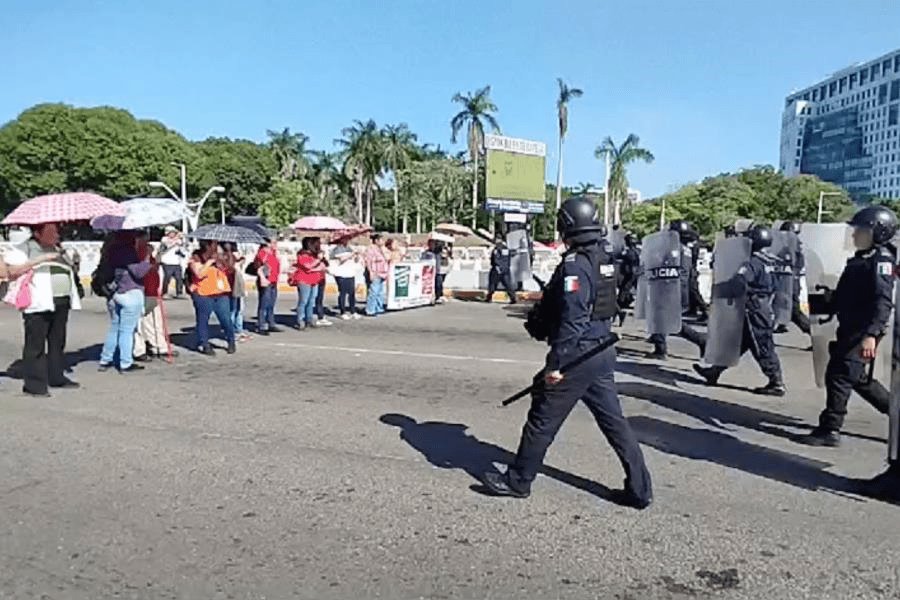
500,333,620,407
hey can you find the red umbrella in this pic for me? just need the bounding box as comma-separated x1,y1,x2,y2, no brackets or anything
2,192,125,225
330,224,373,242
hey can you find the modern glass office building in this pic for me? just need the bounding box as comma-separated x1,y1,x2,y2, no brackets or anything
780,48,900,201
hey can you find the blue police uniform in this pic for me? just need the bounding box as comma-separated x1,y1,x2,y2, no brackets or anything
790,242,811,334
486,243,516,303
495,239,653,504
648,241,707,358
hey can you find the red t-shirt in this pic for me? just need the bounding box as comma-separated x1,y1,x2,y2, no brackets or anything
291,252,325,286
138,245,161,297
255,247,280,284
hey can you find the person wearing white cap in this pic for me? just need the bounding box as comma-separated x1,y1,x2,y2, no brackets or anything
158,225,186,298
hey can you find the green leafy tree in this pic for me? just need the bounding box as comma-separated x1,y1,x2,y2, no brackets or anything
555,79,583,215
594,134,654,223
335,119,382,225
266,127,311,181
193,137,278,221
258,179,317,228
450,85,500,228
381,123,418,232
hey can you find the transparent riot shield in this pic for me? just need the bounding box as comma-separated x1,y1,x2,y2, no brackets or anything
734,219,755,235
703,236,752,367
605,227,627,257
890,277,900,464
769,230,799,326
637,230,683,335
801,223,854,388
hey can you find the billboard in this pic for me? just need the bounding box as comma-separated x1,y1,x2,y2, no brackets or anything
485,135,546,213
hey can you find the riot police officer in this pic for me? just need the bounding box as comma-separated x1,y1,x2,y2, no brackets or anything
648,220,707,359
798,206,897,447
482,196,653,510
686,240,708,321
693,225,786,396
616,233,641,326
485,236,517,304
774,221,810,335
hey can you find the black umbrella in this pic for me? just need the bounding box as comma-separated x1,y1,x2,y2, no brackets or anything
189,224,267,245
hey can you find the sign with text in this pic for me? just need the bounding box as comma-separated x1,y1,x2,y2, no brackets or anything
386,261,436,310
485,134,546,212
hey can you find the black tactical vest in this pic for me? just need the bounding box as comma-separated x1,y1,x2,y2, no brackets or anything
576,246,618,320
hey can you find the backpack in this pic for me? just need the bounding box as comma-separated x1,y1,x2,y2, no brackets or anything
91,262,118,298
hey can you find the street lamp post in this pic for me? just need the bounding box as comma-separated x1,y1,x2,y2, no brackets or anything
219,198,226,225
817,191,843,223
149,163,224,233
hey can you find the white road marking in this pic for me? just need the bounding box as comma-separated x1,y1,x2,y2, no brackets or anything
273,342,541,366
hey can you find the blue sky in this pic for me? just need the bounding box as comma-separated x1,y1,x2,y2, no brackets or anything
3,0,900,197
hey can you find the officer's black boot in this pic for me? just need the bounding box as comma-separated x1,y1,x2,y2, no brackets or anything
692,364,723,386
646,344,667,360
796,427,842,448
482,470,530,499
774,324,789,334
753,378,786,397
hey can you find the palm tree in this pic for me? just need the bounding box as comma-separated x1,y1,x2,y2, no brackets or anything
266,127,311,180
335,120,382,225
450,85,500,228
594,134,654,224
381,123,418,232
574,181,594,195
555,79,583,216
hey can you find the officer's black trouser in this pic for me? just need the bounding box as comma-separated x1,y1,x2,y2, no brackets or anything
688,274,707,316
819,340,890,432
791,277,810,334
706,317,782,383
487,269,515,303
650,324,706,355
509,343,652,502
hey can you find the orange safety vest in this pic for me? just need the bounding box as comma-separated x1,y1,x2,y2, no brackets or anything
192,263,231,296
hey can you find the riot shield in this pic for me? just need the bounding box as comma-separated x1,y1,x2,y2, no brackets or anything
703,236,752,367
636,230,682,335
801,223,854,388
769,230,799,326
605,228,627,256
734,219,755,235
890,278,900,464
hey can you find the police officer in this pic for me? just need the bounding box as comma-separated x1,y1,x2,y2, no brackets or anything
648,220,707,360
693,225,786,396
798,206,897,447
616,233,640,326
687,241,708,321
774,221,810,336
482,196,653,510
485,236,517,304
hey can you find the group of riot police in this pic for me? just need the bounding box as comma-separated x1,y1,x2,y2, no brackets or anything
480,195,900,507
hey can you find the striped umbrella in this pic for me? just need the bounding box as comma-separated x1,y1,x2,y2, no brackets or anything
2,192,125,225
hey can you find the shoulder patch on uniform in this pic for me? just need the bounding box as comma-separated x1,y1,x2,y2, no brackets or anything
599,264,615,277
564,254,577,262
737,266,747,275
563,275,580,292
878,261,894,276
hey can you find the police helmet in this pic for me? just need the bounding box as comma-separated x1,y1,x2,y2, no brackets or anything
748,225,773,252
557,196,604,238
624,233,637,247
847,205,898,245
669,219,698,243
779,220,802,235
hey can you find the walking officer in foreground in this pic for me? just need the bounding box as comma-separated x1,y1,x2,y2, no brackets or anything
485,235,517,304
798,206,897,447
694,225,786,396
482,196,653,510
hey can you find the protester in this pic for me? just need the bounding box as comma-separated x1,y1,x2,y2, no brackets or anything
133,232,173,361
290,237,327,330
436,242,452,304
222,243,250,342
98,231,151,373
3,224,82,395
253,237,280,335
330,237,361,320
364,234,389,316
313,243,333,327
158,226,186,299
187,240,235,355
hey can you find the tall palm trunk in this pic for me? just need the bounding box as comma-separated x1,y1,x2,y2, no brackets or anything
555,134,564,240
393,184,399,233
402,213,409,234
471,150,479,229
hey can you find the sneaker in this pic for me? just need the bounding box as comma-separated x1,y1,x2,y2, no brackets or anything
646,350,668,360
352,313,361,320
316,318,333,327
292,323,306,331
610,489,653,510
257,328,270,336
340,313,352,321
120,364,145,373
226,343,236,355
796,427,841,447
98,362,112,372
269,327,283,333
200,346,216,356
753,381,786,397
482,471,531,499
692,364,721,386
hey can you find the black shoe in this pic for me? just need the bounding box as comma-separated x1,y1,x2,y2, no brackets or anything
774,324,789,334
753,381,786,397
482,471,531,499
646,350,668,360
23,389,51,398
200,346,216,356
49,379,80,390
692,364,720,386
796,428,841,447
133,354,153,363
268,327,283,333
154,349,179,358
618,313,626,327
610,489,653,510
226,343,236,355
120,364,145,373
484,297,493,303
98,362,112,372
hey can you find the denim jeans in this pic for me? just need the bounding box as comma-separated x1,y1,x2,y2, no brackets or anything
230,296,244,335
256,285,277,331
100,288,144,369
336,276,356,314
366,277,385,315
194,294,235,349
296,284,318,326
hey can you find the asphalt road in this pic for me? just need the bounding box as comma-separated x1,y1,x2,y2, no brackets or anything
1,296,898,599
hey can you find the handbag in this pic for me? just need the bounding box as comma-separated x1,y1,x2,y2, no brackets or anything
3,269,34,310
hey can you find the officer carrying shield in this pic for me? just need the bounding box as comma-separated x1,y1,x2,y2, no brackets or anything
798,206,897,447
693,225,786,396
774,221,811,335
616,233,641,326
483,196,653,510
485,236,517,304
647,220,707,359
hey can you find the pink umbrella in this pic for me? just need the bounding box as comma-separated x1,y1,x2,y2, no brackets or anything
291,215,348,231
330,224,373,242
2,192,125,225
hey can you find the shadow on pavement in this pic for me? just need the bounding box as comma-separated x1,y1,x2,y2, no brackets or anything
2,343,103,379
379,413,624,504
628,415,860,495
